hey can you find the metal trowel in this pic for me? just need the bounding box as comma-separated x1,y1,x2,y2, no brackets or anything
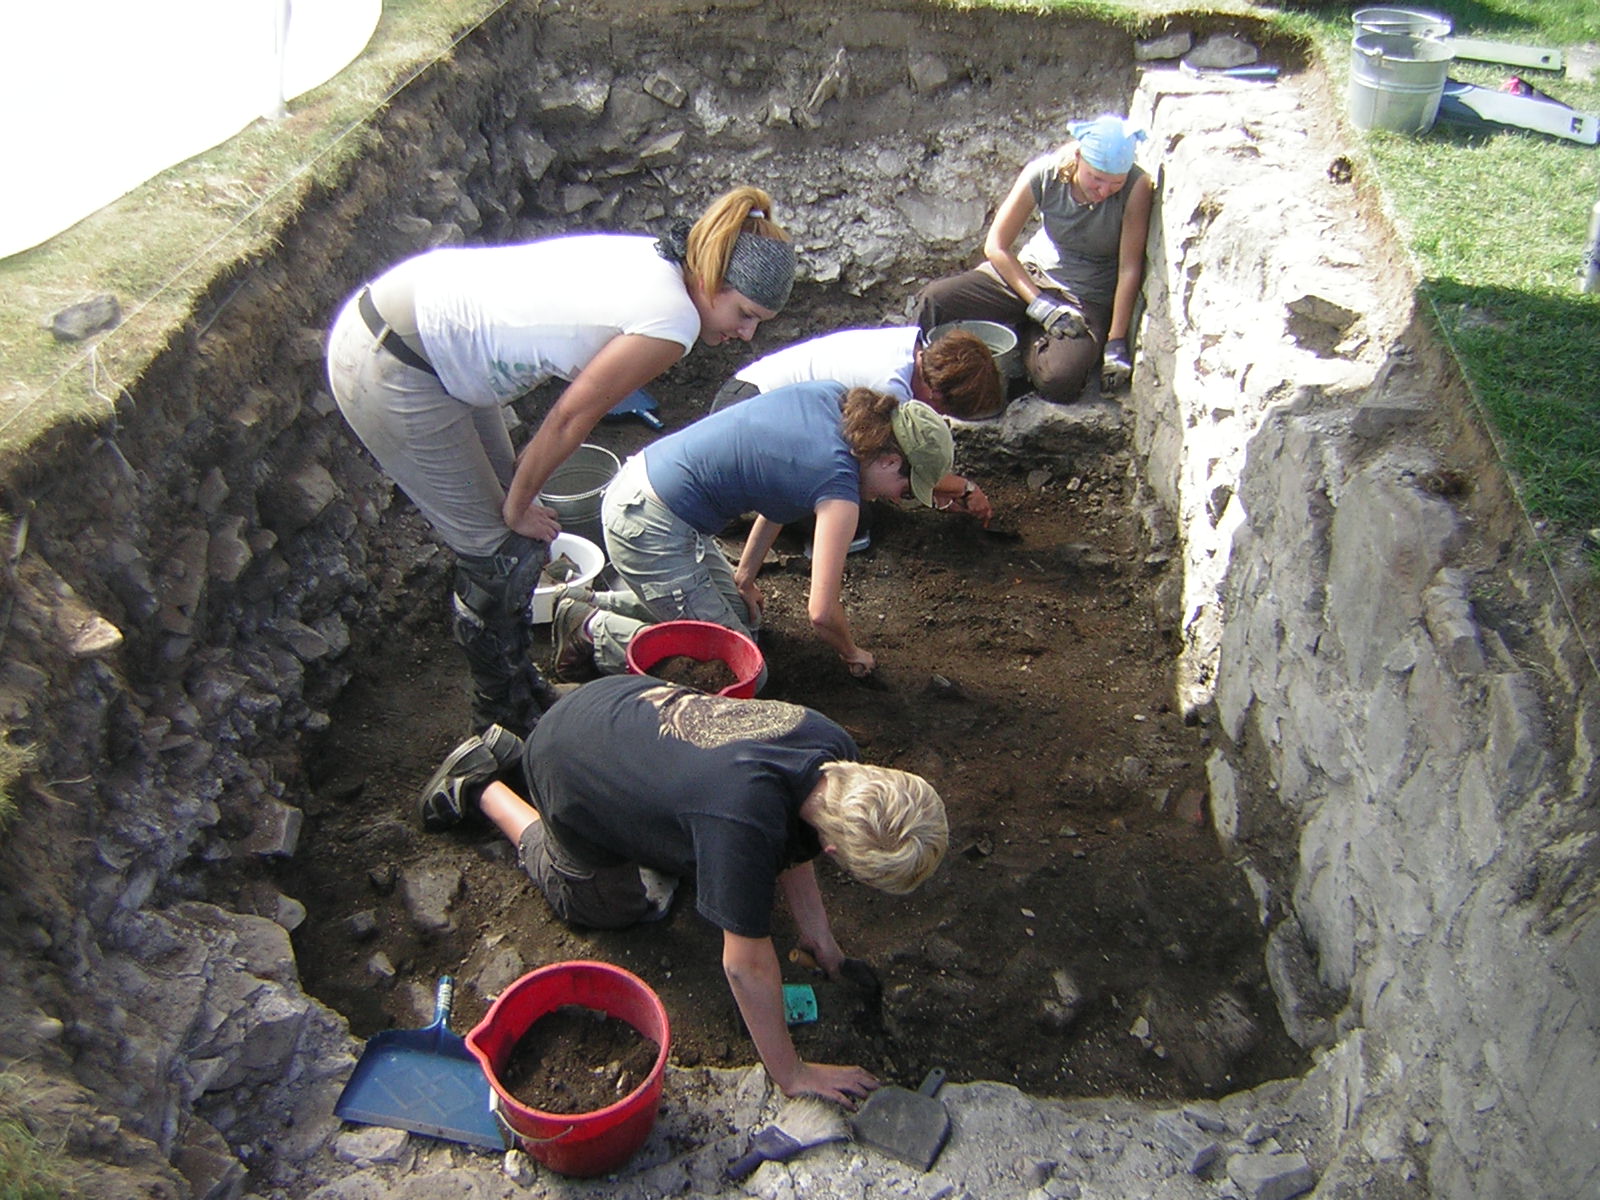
850,1067,949,1171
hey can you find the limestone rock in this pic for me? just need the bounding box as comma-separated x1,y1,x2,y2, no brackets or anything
1136,30,1193,61
908,51,950,93
895,191,988,244
50,293,122,341
1184,33,1259,70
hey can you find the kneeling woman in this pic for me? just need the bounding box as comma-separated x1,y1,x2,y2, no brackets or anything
554,383,953,685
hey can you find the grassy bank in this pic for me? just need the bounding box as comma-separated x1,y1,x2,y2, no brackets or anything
1313,1,1600,550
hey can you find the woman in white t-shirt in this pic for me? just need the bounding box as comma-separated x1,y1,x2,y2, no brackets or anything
325,187,795,731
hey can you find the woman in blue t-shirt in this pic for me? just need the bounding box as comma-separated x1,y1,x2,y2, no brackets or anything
551,383,953,686
913,114,1156,404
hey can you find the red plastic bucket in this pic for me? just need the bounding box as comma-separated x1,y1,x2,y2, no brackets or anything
625,619,764,698
465,962,670,1177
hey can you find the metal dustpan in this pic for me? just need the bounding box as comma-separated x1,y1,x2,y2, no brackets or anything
851,1066,950,1171
604,388,664,429
335,976,504,1150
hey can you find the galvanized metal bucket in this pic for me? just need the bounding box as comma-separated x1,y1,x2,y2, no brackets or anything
1348,31,1453,134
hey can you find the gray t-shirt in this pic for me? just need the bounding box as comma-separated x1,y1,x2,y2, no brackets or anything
1017,149,1148,306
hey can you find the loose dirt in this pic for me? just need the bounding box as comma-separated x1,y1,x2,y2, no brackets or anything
289,365,1307,1104
498,1005,661,1115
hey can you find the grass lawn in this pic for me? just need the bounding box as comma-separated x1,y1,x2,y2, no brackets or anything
1309,0,1600,546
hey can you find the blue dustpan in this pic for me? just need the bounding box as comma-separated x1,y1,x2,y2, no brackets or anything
334,976,504,1150
604,389,664,429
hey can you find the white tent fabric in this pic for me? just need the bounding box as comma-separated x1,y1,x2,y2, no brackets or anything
0,0,381,261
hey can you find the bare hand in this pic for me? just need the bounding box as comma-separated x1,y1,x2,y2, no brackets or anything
797,936,846,978
783,1062,879,1109
737,577,765,624
505,500,562,543
964,484,994,527
844,649,876,678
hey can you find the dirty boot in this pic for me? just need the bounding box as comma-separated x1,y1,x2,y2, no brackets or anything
452,535,559,731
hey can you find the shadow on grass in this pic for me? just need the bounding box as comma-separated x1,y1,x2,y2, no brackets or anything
1421,277,1600,529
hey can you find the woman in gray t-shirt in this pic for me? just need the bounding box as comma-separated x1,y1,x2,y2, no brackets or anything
913,114,1156,404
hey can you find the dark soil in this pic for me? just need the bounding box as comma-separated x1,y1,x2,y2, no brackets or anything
289,362,1309,1103
497,1005,661,1115
646,654,742,694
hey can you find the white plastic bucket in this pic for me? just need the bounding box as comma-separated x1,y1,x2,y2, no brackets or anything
1348,31,1453,134
537,444,620,550
528,532,604,624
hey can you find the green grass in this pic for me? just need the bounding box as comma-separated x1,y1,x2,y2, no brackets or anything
0,1072,72,1200
1308,1,1600,537
0,0,512,463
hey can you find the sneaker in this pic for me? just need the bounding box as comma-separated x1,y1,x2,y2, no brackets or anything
418,724,525,831
638,868,680,923
551,596,598,681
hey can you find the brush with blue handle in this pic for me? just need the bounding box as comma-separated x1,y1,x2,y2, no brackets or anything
726,1096,850,1181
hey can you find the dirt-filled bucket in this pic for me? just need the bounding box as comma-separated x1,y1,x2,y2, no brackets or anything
465,961,669,1178
538,444,621,552
626,620,765,698
1348,31,1453,134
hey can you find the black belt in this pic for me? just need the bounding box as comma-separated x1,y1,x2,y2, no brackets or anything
357,287,437,376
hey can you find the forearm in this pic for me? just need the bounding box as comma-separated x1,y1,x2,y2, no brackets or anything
1107,267,1143,342
723,936,802,1090
503,406,590,524
735,516,784,585
808,595,859,660
779,863,843,969
984,246,1038,304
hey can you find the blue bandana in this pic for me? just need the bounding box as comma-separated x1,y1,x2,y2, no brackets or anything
1069,115,1147,174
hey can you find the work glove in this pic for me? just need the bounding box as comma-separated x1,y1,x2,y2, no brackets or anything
1025,294,1087,339
1101,338,1133,393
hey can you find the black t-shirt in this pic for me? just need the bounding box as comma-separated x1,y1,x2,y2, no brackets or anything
522,674,859,938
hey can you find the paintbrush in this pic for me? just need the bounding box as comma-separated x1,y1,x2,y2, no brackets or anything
725,1096,851,1181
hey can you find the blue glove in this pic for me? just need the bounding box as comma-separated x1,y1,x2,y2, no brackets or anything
1025,294,1087,339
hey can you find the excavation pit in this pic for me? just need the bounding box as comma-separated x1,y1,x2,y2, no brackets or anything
3,2,1593,1198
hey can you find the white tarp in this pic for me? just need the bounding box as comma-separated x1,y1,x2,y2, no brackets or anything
0,0,381,261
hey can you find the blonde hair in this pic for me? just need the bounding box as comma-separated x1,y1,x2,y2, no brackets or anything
684,187,789,297
839,387,899,460
1053,143,1082,186
812,762,948,894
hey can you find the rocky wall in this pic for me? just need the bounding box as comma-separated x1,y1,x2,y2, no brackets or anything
1128,61,1600,1200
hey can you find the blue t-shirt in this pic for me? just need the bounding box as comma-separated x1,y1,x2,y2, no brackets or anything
524,674,859,937
642,380,861,533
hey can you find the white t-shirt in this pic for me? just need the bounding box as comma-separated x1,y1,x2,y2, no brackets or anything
735,326,919,398
410,234,702,405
